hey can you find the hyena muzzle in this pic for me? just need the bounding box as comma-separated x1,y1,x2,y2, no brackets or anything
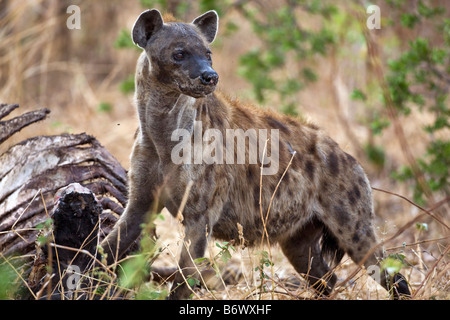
101,9,411,300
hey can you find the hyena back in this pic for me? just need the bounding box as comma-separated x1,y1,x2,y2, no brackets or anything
101,9,411,299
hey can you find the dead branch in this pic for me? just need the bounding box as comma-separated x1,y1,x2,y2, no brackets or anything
0,103,50,144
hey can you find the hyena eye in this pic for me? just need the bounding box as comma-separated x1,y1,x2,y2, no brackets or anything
173,51,185,61
206,51,212,60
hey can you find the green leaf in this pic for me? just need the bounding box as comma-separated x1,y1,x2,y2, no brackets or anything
194,257,208,264
400,13,420,28
0,258,20,299
381,256,405,276
302,67,317,82
220,250,232,263
364,144,386,168
281,103,299,116
136,286,168,300
37,235,49,246
216,241,229,250
187,276,200,287
351,88,367,101
369,116,390,136
120,75,135,94
114,29,136,49
415,222,428,231
417,1,445,18
97,102,113,113
118,254,149,288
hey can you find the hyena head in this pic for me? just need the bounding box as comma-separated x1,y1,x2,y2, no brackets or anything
132,9,219,98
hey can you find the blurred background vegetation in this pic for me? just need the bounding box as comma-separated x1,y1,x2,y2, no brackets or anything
0,0,448,299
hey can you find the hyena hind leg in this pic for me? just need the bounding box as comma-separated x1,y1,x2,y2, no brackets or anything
280,219,338,296
322,214,411,299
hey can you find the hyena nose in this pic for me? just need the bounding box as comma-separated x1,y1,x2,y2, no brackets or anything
200,70,219,86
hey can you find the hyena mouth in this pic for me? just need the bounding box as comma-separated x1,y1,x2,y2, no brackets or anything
177,82,216,97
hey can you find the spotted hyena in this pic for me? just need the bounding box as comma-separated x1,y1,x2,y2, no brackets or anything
101,9,411,299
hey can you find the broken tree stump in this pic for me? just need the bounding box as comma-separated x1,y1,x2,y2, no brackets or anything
28,183,103,299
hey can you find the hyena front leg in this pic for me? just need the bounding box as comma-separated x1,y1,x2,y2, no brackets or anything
169,216,209,300
101,141,160,265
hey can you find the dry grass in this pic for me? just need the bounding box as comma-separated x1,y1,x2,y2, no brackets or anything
0,1,448,300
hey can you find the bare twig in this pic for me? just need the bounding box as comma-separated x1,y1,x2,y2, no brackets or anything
412,245,450,299
0,108,50,144
372,187,449,230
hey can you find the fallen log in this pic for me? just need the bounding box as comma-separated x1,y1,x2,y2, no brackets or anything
0,103,128,258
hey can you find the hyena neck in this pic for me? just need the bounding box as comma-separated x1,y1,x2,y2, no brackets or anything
134,53,199,161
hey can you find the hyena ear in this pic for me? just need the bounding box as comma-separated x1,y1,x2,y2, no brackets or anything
192,10,219,44
132,9,164,48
